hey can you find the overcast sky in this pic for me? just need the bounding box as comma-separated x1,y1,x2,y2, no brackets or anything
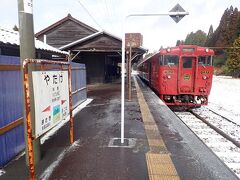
1,0,240,51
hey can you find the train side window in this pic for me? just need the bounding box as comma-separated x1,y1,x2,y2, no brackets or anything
206,56,212,66
159,56,164,65
198,56,206,65
164,56,179,66
198,56,212,66
183,57,192,68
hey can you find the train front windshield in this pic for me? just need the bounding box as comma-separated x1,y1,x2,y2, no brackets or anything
198,56,213,66
160,55,179,66
182,57,193,68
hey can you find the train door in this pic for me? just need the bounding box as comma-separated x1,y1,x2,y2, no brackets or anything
148,61,152,85
178,56,196,93
150,58,158,90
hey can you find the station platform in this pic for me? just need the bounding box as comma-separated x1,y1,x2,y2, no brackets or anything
0,75,238,180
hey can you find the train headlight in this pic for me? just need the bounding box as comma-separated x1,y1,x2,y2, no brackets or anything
164,95,171,100
206,48,209,52
202,76,207,80
167,75,171,79
167,48,171,53
199,88,206,92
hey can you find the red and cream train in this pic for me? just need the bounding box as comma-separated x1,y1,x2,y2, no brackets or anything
137,45,214,107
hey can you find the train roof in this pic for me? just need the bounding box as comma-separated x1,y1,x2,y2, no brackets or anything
137,45,214,67
160,45,214,55
137,51,159,67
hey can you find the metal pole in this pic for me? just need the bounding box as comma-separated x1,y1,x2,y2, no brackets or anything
68,64,74,144
126,12,189,18
128,45,132,101
121,19,125,143
67,51,74,144
23,61,35,180
120,9,189,144
18,0,41,167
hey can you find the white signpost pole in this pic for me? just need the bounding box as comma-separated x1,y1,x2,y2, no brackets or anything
121,23,125,144
120,4,189,144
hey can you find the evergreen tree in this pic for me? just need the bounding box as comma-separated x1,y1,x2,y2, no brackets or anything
211,6,239,47
216,8,230,47
176,40,184,46
229,8,239,42
237,16,240,37
184,32,194,44
184,30,207,46
176,40,181,46
205,25,213,46
226,37,240,77
207,25,213,39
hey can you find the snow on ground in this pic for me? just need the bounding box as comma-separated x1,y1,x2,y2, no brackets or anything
40,139,81,180
208,76,240,125
0,169,5,176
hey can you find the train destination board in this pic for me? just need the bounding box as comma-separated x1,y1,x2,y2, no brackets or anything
32,71,69,138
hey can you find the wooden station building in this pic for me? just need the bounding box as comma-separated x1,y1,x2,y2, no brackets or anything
36,14,147,84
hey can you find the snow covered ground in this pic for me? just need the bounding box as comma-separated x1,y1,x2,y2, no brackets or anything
208,76,240,125
190,75,240,177
174,75,240,177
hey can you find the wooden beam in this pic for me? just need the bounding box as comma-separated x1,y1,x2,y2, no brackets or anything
0,64,69,71
71,67,86,70
72,87,87,95
0,64,21,71
0,117,24,135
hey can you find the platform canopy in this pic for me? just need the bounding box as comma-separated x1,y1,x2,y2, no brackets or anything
59,30,147,64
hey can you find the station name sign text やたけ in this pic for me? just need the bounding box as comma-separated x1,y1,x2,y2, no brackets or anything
32,71,69,137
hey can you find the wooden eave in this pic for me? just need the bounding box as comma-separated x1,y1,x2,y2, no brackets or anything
60,31,147,54
35,14,98,38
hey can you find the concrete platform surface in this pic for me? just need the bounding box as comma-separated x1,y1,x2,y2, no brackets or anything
0,76,238,180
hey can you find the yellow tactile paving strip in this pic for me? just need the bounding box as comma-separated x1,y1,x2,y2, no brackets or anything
134,77,180,180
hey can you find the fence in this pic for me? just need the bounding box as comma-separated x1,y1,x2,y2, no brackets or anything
0,55,86,167
71,62,87,109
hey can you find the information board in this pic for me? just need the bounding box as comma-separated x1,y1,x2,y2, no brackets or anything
23,0,33,14
32,71,69,138
125,33,143,48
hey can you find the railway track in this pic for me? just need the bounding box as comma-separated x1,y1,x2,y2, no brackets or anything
174,108,240,178
190,110,240,148
206,107,240,127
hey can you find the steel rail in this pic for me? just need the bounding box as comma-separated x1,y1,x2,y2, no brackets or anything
206,107,240,128
188,110,240,148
